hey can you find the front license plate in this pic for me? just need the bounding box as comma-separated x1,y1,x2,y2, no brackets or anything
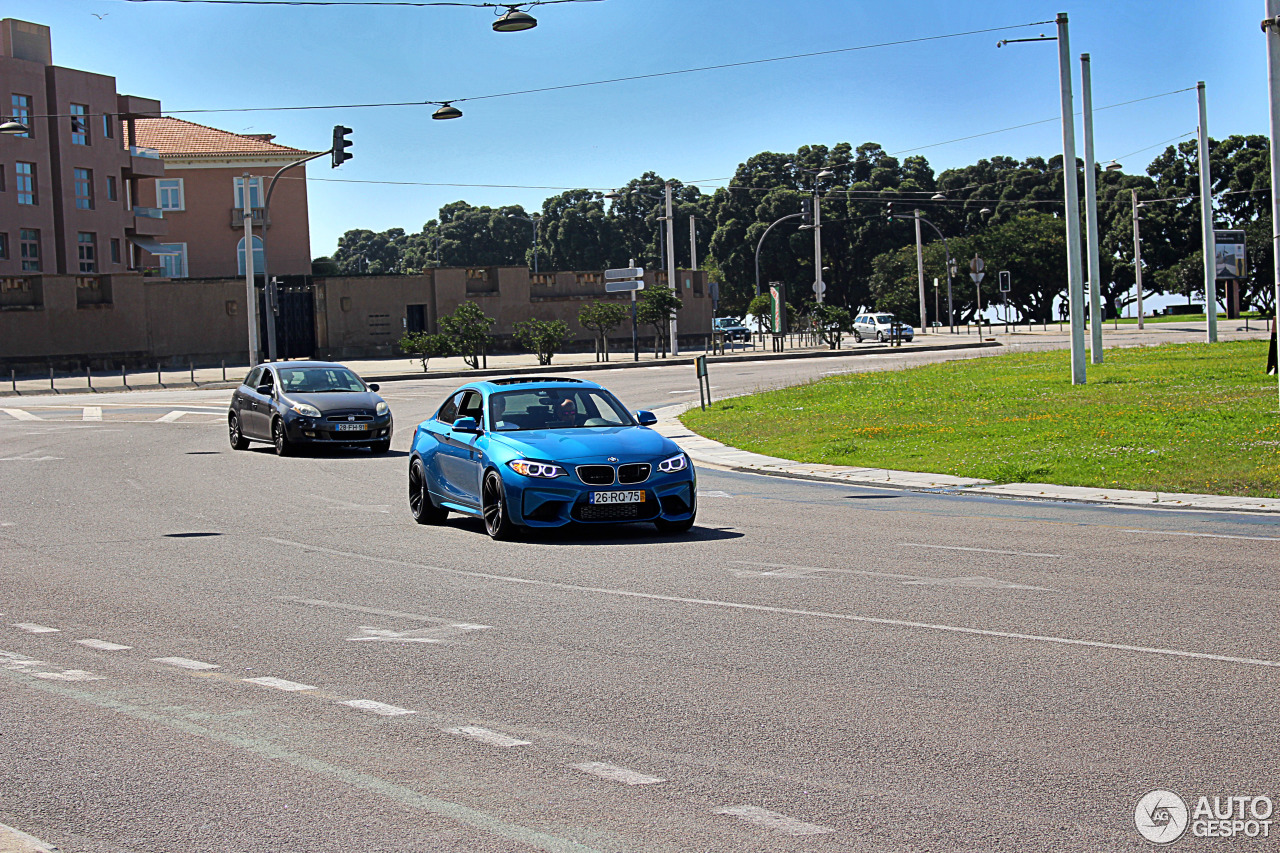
335,423,367,431
590,490,644,504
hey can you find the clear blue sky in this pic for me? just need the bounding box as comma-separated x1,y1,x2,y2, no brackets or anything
31,0,1273,260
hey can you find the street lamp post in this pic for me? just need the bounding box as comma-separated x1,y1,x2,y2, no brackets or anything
1081,53,1104,364
1264,1,1280,407
890,210,954,332
1132,190,1146,331
754,213,805,297
507,213,542,274
788,164,835,305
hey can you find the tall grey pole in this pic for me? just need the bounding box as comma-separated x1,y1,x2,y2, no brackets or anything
1197,81,1218,342
913,210,927,330
1081,53,1104,363
664,182,679,355
813,190,825,304
1265,1,1280,406
689,215,697,272
532,217,539,275
1132,189,1145,331
1057,12,1087,384
241,172,260,367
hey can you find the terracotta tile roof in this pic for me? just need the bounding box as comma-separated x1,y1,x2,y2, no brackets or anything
133,117,319,159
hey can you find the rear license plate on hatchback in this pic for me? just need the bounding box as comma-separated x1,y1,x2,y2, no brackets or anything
335,423,367,431
589,490,644,504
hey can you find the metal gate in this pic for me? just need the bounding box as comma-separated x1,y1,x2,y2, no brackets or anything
258,275,316,360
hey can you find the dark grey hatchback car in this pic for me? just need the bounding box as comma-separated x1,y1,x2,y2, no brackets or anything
227,361,393,455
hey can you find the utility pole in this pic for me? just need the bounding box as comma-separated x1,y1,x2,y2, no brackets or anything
813,189,825,305
914,210,927,330
689,215,697,272
241,172,260,367
665,182,679,355
1264,0,1280,406
1197,81,1218,342
1132,190,1145,331
1057,12,1087,384
1081,53,1104,363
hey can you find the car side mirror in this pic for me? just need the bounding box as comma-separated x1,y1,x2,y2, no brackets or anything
636,410,657,426
257,384,273,395
453,416,481,434
368,383,380,392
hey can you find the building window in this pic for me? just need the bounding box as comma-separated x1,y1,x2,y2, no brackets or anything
102,112,114,139
19,230,39,272
74,168,93,209
70,103,88,145
16,163,35,205
0,233,8,260
237,235,265,275
110,238,121,264
234,176,263,210
78,232,97,273
159,244,187,278
10,95,31,138
106,175,117,201
0,164,5,191
157,178,184,211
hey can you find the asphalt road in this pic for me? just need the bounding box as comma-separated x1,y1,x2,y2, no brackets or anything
1,347,1277,852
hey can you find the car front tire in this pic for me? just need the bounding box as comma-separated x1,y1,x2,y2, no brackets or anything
409,458,448,525
482,469,519,540
371,439,391,454
228,412,249,450
272,417,292,457
853,331,862,343
655,513,695,535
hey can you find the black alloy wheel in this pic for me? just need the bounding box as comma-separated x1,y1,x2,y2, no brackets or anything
228,413,249,450
272,418,292,457
408,458,447,524
853,331,862,343
876,331,886,342
482,470,517,540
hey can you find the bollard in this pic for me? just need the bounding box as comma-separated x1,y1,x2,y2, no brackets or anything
121,364,127,388
87,365,92,390
157,363,161,386
222,360,226,381
50,366,54,391
10,369,15,394
190,362,195,384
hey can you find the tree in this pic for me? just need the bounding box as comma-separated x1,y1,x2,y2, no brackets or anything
747,293,775,332
578,301,629,361
311,256,339,276
513,318,570,366
438,301,495,368
397,331,455,371
636,286,682,356
808,303,851,349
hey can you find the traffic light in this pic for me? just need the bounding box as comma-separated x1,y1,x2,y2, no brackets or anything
801,197,813,225
886,201,894,221
999,270,1011,292
331,125,353,168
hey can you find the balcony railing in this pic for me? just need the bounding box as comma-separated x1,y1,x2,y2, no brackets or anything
129,145,161,159
133,206,164,219
229,207,269,228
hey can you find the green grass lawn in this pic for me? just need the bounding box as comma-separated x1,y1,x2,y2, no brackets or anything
682,341,1280,498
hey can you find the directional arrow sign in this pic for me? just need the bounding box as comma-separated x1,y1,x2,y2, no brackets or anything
605,267,644,280
605,279,644,293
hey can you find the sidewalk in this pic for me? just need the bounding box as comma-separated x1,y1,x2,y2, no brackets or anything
0,824,57,853
650,399,1280,516
0,333,998,398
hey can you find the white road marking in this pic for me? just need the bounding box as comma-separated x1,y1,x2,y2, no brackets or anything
729,560,1053,590
444,726,531,747
644,366,664,370
0,409,41,421
714,805,834,836
156,411,187,423
265,538,1280,670
341,699,416,717
76,639,131,651
347,623,489,643
244,676,317,691
1121,528,1280,543
700,490,732,498
13,623,59,633
902,576,1054,590
900,543,1065,558
153,656,219,670
82,407,102,421
0,455,62,462
1,649,104,681
571,762,665,785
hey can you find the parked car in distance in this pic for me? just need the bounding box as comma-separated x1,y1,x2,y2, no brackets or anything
407,377,697,539
712,317,751,342
852,313,915,343
227,361,392,456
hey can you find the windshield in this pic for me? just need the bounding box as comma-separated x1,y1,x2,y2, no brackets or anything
278,367,366,393
488,388,635,431
875,315,895,325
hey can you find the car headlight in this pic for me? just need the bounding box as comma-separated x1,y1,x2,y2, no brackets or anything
290,402,322,418
376,401,389,415
507,460,567,479
658,453,688,474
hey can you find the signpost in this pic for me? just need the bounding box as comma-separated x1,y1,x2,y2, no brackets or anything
969,255,985,330
999,270,1011,333
1214,229,1247,318
695,355,711,410
606,264,645,361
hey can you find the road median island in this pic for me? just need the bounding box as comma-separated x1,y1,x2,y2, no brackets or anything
678,340,1280,502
